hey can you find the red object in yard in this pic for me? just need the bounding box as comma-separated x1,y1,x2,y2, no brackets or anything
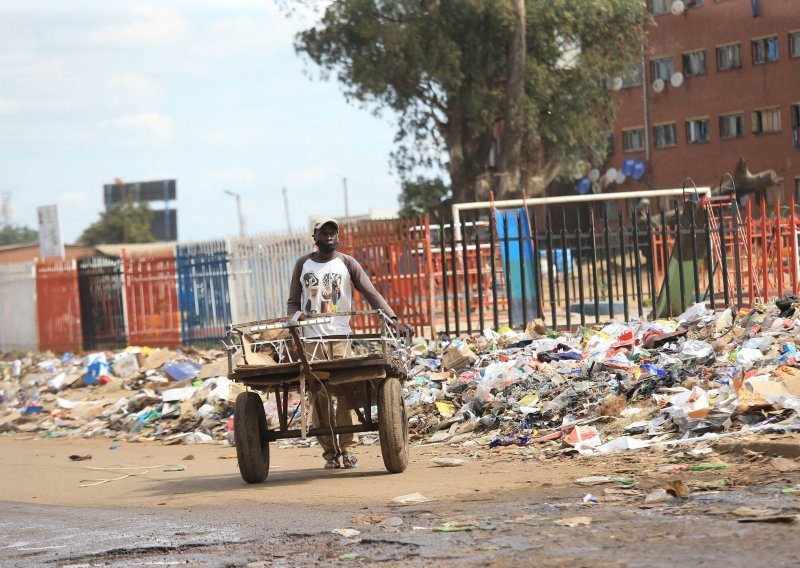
563,425,599,447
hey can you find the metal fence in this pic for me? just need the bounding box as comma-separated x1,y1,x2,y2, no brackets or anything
227,232,309,323
176,240,232,346
77,256,127,351
435,195,800,335
340,216,435,336
0,263,38,352
123,251,181,348
35,259,82,353
5,199,799,355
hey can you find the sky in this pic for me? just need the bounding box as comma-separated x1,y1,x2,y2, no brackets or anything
0,1,414,244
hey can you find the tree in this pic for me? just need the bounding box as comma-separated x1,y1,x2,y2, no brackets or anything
0,224,38,246
294,0,643,201
78,202,155,245
398,176,450,220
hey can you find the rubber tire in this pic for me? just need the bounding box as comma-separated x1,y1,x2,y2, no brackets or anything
378,377,409,473
234,391,269,483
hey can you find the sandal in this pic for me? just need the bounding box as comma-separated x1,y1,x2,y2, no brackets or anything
324,458,340,469
341,452,358,469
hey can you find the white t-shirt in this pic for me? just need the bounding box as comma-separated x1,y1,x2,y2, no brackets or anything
287,252,396,338
297,256,353,336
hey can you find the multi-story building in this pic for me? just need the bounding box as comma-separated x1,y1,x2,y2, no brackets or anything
607,0,800,206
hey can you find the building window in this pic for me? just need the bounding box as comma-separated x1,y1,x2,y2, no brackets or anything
623,128,645,152
621,64,642,88
607,132,616,156
791,32,800,58
796,178,800,201
687,0,704,6
648,0,670,15
752,36,779,64
716,43,741,71
682,50,707,76
653,123,677,148
752,107,781,134
791,104,800,148
719,113,744,140
686,118,710,144
650,57,673,81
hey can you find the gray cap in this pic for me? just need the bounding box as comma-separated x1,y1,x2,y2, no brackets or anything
312,217,339,234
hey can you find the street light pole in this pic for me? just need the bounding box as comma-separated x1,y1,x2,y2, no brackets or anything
223,190,246,237
342,176,349,218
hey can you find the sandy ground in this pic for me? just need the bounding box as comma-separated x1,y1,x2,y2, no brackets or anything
0,436,612,509
3,434,800,566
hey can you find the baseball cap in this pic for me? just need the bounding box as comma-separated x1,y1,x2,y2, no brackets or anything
312,217,339,233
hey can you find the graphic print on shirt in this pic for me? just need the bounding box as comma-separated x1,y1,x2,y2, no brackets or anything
301,272,319,313
321,273,342,313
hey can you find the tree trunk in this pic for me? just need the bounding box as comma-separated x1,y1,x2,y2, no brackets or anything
496,0,526,200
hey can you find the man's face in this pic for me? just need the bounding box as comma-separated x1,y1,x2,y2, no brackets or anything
314,223,339,251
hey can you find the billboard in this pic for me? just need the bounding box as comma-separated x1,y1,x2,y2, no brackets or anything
37,204,65,259
103,179,176,208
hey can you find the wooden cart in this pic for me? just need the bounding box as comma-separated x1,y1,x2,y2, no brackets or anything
224,310,410,483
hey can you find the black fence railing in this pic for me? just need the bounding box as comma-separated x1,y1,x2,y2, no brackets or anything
432,197,797,335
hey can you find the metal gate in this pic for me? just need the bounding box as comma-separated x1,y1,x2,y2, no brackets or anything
339,216,435,336
123,252,181,348
77,256,128,351
36,259,82,353
227,232,310,323
0,262,38,352
176,241,232,346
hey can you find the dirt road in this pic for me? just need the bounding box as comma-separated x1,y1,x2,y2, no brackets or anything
2,435,799,566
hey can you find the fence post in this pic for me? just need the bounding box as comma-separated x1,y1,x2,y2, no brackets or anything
590,210,601,324
576,210,586,327
790,197,798,294
461,216,472,335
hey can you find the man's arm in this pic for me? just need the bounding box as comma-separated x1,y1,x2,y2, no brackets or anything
342,255,396,319
286,257,305,315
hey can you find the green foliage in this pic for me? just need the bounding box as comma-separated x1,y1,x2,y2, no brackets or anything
0,224,38,246
398,176,450,218
78,202,155,245
294,0,644,200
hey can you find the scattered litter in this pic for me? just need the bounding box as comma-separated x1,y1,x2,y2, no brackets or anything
431,457,465,467
331,528,361,537
554,516,592,527
69,454,92,461
391,492,435,505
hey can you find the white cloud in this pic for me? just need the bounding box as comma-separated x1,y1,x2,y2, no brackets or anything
85,5,189,47
95,112,174,146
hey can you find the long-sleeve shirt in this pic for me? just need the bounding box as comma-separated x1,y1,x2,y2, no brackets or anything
286,252,396,336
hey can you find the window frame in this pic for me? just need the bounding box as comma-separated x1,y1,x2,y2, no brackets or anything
751,106,782,135
622,127,646,153
621,64,643,88
686,117,711,145
719,112,745,140
682,49,708,76
653,122,677,149
650,56,674,81
648,0,670,15
716,42,742,71
791,103,800,149
790,30,800,59
752,35,780,65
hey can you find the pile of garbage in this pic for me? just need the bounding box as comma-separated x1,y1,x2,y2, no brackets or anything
403,298,800,456
1,297,799,454
0,346,237,444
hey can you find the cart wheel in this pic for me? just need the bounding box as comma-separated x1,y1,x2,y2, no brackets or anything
234,391,269,483
378,377,409,473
